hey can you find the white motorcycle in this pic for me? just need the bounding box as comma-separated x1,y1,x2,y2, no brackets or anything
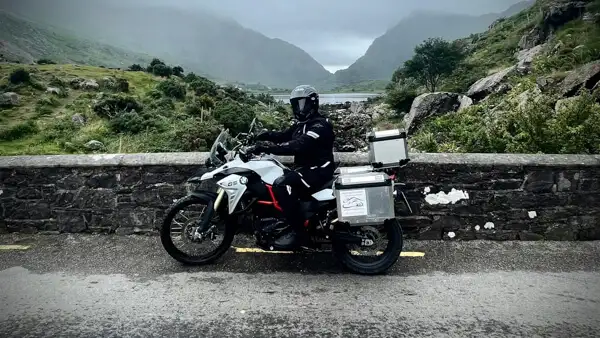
160,118,411,275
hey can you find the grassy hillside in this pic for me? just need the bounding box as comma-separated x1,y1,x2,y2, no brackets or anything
0,62,290,156
0,10,152,68
331,1,535,86
387,0,600,155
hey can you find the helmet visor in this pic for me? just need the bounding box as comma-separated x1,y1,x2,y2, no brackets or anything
290,97,306,114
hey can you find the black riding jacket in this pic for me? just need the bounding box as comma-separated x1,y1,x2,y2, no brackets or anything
258,113,335,172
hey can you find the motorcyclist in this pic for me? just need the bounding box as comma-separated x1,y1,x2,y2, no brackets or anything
245,85,335,250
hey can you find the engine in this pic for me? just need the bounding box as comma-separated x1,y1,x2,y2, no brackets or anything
254,217,289,250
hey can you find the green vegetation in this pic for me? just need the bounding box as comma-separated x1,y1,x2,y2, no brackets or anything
383,0,600,155
0,60,290,156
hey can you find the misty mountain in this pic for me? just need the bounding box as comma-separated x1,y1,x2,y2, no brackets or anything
0,0,332,88
0,10,155,69
331,0,535,86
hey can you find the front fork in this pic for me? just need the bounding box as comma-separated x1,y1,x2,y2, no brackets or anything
193,188,226,240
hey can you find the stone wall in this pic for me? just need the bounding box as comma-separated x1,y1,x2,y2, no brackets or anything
1,152,599,240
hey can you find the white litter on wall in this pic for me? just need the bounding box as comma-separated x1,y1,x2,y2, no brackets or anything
475,225,481,231
424,188,470,205
448,232,456,238
528,211,537,219
423,187,431,194
0,190,3,196
484,222,495,229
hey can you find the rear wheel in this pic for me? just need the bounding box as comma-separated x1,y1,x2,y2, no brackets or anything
332,218,403,275
160,192,235,265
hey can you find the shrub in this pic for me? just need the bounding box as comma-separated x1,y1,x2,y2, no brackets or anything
172,66,184,77
384,78,420,116
198,94,215,109
37,95,60,107
109,111,151,134
128,64,144,71
189,78,218,97
37,59,56,65
156,79,186,100
93,94,143,118
172,118,222,151
212,99,256,135
115,78,130,93
0,120,38,141
9,68,30,84
147,97,175,113
152,64,173,78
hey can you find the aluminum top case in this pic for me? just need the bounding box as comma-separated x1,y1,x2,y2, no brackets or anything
334,171,395,226
366,129,410,170
335,165,374,175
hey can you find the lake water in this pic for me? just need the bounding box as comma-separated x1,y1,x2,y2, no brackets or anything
272,93,381,105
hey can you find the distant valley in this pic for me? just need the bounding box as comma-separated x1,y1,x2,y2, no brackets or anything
0,0,533,90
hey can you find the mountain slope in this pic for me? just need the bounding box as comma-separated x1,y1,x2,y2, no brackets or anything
332,1,535,86
0,10,152,67
0,0,331,89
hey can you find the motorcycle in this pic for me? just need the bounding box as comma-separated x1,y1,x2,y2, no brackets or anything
159,118,412,275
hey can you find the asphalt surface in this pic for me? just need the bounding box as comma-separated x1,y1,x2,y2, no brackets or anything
1,234,599,338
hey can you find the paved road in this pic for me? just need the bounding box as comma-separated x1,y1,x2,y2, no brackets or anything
0,234,599,337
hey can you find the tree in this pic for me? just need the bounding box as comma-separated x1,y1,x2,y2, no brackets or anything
402,37,465,92
172,66,184,77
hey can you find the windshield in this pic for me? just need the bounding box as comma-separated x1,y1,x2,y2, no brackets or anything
208,129,234,167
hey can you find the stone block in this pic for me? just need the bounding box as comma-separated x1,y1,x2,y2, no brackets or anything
523,170,555,193
71,189,117,209
132,183,187,208
55,210,89,233
87,173,118,188
115,208,157,230
578,179,600,192
545,222,577,241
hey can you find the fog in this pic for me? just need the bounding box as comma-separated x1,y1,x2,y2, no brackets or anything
49,0,525,70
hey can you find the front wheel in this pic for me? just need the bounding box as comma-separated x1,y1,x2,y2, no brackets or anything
332,218,404,275
160,192,235,265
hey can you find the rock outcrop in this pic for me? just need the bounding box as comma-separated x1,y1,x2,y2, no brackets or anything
559,60,600,97
519,27,545,50
403,92,468,134
467,66,516,101
543,1,588,31
323,101,394,152
85,140,105,150
0,92,20,107
516,44,546,75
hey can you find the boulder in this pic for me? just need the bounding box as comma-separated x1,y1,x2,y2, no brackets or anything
403,92,464,134
82,79,99,90
71,114,86,126
85,140,105,151
458,95,473,111
517,87,543,110
536,76,558,92
365,102,393,120
518,27,545,50
543,1,587,31
516,44,546,75
467,66,516,101
46,87,61,95
555,97,580,112
0,92,19,107
559,60,600,97
327,108,373,152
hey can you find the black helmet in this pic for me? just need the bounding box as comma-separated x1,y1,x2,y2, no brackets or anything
290,85,319,122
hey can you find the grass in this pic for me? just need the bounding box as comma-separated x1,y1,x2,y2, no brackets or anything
0,62,289,156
